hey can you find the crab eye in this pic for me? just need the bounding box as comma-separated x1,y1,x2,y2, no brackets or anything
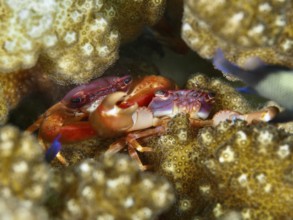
70,97,82,104
208,92,216,98
206,92,216,102
155,90,167,97
69,95,87,108
123,76,132,84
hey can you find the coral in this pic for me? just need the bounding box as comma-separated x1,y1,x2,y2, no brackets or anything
186,73,253,114
109,0,166,43
46,154,175,219
0,69,36,124
199,120,293,219
182,0,293,68
145,114,218,219
0,89,8,125
278,121,293,134
0,0,166,84
0,66,58,125
0,125,49,202
0,126,174,219
145,114,293,219
0,195,48,220
38,0,120,85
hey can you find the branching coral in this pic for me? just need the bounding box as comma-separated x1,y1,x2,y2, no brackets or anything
0,0,166,84
47,154,175,219
145,113,293,219
0,69,37,124
109,0,166,43
0,125,49,202
0,127,174,219
0,195,49,220
182,0,293,68
0,65,58,125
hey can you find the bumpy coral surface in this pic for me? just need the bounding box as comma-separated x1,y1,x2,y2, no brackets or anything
0,65,59,125
182,0,293,68
0,195,48,220
186,73,253,114
199,120,293,219
0,0,165,84
0,126,49,202
0,69,36,124
145,113,293,219
47,154,175,219
0,90,8,125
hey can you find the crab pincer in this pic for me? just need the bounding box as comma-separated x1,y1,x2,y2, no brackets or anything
89,92,139,137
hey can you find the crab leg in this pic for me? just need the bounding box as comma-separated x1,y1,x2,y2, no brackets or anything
107,126,166,170
128,146,152,171
26,102,65,133
106,137,149,169
212,106,279,126
38,135,69,165
189,118,213,127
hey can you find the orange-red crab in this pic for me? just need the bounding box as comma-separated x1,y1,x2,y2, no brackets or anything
90,89,279,170
27,74,177,164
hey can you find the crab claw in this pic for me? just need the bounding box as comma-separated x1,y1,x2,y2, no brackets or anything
212,106,279,126
89,92,138,138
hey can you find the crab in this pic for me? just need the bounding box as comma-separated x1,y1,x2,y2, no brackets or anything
27,74,177,164
90,89,279,170
28,74,278,168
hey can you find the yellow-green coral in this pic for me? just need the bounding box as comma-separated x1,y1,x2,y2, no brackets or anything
0,127,175,219
0,0,166,84
0,69,35,124
0,66,55,125
0,125,49,202
145,113,293,219
109,0,166,42
182,0,293,68
199,120,293,219
145,114,217,219
0,89,8,125
0,195,49,220
47,154,175,219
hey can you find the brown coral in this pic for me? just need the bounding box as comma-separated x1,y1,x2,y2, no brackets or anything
0,125,49,202
145,113,293,219
0,0,166,85
0,69,36,124
199,120,293,219
0,195,49,220
47,154,175,219
182,0,293,68
145,114,218,219
0,65,59,125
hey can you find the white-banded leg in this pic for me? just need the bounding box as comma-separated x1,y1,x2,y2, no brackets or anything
126,126,166,170
106,137,127,154
38,135,69,166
